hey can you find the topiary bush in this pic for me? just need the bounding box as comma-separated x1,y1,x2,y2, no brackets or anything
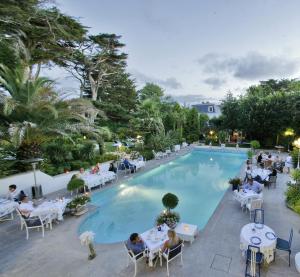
162,193,179,212
67,175,85,192
250,140,260,151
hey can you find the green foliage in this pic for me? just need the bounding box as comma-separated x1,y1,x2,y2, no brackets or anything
218,130,227,143
67,195,91,209
162,193,179,211
286,185,300,207
291,169,300,185
291,148,299,168
156,211,180,227
138,83,164,101
228,178,241,186
220,80,300,145
138,149,154,161
67,176,85,191
247,150,254,159
79,141,96,161
250,140,261,150
184,108,200,143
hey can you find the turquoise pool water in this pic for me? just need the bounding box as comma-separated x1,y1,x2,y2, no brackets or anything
79,150,246,243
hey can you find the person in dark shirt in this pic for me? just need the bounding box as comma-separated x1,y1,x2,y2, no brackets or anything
257,153,263,165
126,233,146,258
109,162,117,173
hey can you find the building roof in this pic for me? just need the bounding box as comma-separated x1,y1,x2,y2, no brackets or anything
192,102,221,118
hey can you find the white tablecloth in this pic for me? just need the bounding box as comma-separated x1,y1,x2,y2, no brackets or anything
141,224,169,266
175,223,198,243
251,168,271,181
30,199,70,221
240,223,276,264
234,189,262,207
0,199,18,218
130,160,145,170
81,174,104,189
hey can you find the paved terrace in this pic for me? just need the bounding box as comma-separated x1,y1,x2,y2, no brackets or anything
0,147,299,277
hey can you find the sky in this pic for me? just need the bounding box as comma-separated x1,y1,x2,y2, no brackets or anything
49,0,300,104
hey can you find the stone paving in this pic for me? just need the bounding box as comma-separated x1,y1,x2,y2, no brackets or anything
1,147,300,277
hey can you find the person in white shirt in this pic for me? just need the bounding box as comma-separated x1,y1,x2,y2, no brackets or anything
19,195,35,217
285,154,293,174
243,179,262,193
7,184,20,202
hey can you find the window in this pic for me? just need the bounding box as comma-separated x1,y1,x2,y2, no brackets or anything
208,106,214,113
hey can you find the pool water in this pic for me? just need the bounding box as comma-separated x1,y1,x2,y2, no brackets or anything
79,150,246,243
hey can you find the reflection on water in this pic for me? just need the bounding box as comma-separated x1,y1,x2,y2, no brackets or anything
79,150,246,243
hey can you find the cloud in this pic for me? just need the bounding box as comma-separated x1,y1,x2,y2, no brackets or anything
198,52,300,80
131,70,182,89
203,77,226,90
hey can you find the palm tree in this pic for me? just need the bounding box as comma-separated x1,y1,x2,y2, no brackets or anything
0,64,100,149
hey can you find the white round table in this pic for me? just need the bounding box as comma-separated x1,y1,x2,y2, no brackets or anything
240,223,276,264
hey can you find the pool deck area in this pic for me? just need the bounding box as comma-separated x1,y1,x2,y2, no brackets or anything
1,146,300,277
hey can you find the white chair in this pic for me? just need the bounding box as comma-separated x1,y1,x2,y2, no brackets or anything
124,242,147,277
246,198,263,219
16,209,49,240
159,242,184,276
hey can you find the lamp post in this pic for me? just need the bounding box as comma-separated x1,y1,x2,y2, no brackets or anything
293,138,300,169
22,158,44,199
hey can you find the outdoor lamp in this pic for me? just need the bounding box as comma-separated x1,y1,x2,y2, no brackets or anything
293,138,300,169
284,129,295,151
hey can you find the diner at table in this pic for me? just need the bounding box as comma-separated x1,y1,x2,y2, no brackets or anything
140,224,170,266
240,222,277,264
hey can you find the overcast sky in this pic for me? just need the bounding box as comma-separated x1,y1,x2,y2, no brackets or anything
51,0,300,104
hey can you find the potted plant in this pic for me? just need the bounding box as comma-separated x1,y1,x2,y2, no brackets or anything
67,195,91,215
250,140,260,153
156,193,180,228
67,174,85,193
229,177,241,191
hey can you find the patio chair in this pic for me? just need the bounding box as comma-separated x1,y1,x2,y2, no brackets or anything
124,241,147,277
159,241,184,276
275,228,293,266
246,199,263,219
16,208,49,240
253,209,264,225
266,175,277,189
245,245,263,277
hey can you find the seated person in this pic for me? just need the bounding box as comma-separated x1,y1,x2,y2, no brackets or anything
78,167,87,177
95,163,101,173
242,178,262,193
123,158,136,173
126,233,146,258
109,162,117,173
257,152,263,165
161,229,181,253
19,195,35,217
244,166,252,181
274,156,284,173
7,184,25,202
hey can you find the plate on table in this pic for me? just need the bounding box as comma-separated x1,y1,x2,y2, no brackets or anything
265,232,276,240
250,236,262,245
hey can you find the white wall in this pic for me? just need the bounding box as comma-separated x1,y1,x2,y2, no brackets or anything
0,170,76,197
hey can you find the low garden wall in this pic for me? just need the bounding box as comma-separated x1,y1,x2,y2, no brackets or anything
0,170,76,197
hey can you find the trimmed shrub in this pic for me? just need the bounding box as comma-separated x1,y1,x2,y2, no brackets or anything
67,176,85,191
162,193,179,212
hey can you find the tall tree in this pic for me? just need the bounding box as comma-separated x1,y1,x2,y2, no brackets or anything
138,83,164,102
65,34,127,100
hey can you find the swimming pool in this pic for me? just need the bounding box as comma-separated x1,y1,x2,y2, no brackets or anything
79,149,246,243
